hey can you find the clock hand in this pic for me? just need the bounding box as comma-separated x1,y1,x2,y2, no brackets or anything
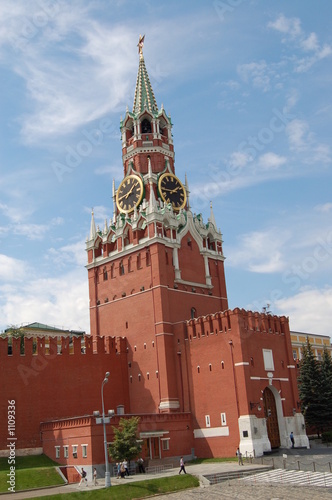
117,183,137,202
125,184,136,199
162,186,180,194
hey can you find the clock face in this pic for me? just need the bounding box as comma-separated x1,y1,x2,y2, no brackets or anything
116,174,144,213
158,173,187,211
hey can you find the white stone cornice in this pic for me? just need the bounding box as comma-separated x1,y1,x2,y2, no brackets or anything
174,278,213,289
123,146,174,162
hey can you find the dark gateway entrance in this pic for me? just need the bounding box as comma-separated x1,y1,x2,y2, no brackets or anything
263,387,280,448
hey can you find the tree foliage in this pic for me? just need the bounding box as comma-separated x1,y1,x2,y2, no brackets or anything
298,340,332,434
109,417,142,464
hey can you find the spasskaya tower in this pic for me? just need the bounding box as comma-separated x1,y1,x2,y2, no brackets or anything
86,36,228,414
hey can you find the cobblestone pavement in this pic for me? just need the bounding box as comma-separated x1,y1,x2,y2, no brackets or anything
151,481,332,500
243,468,332,487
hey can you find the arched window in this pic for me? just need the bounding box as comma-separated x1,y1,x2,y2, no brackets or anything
103,266,108,281
146,250,150,266
119,261,125,275
191,307,197,319
141,118,151,134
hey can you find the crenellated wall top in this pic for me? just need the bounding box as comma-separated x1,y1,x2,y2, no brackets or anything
0,335,126,357
186,307,289,339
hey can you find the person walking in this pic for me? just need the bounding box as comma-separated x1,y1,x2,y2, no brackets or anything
290,431,295,448
179,456,186,474
93,467,97,486
79,468,88,486
236,447,244,465
123,458,129,476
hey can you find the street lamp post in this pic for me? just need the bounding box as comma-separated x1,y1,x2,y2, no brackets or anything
101,371,111,487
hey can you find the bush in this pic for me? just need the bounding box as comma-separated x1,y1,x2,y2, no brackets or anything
322,431,332,443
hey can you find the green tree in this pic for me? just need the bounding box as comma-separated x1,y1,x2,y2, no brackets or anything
298,340,320,432
5,325,25,354
298,340,332,434
109,417,142,465
320,347,332,429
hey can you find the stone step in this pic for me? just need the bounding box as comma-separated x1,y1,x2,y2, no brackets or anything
204,466,273,484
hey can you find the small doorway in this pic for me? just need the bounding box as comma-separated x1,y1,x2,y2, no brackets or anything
263,387,280,448
150,437,160,459
142,439,149,459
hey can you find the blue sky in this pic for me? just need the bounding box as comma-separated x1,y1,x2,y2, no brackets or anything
0,0,331,335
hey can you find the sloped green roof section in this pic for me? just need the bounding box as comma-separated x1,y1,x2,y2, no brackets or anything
4,322,85,335
133,56,158,117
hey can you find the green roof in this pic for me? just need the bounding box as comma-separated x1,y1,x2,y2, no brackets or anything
132,56,158,117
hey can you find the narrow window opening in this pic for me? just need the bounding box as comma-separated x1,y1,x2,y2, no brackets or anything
103,266,108,281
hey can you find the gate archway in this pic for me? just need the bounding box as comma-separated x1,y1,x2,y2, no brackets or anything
263,387,280,448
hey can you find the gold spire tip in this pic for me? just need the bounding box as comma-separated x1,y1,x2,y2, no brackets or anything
138,34,145,58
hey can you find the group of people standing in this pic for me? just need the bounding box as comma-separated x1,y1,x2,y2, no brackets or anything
116,459,130,478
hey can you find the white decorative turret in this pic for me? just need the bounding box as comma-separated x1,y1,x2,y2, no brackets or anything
112,179,116,217
146,156,156,214
185,173,190,210
89,209,96,240
208,201,217,230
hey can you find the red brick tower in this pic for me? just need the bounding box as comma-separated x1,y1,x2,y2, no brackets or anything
86,38,228,414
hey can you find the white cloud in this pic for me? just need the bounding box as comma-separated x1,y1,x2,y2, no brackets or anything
228,151,250,169
295,44,332,73
268,14,302,38
0,268,89,333
268,14,332,73
0,2,137,143
237,61,271,92
46,240,86,268
257,152,287,170
0,214,64,241
0,2,222,144
286,119,309,151
0,254,27,281
94,164,123,180
315,203,332,214
275,287,332,336
228,229,291,273
286,119,331,163
84,205,111,227
301,32,319,52
13,223,50,240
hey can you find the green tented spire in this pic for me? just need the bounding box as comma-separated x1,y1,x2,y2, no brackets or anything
132,35,158,116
